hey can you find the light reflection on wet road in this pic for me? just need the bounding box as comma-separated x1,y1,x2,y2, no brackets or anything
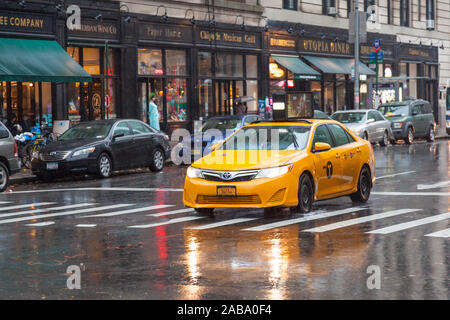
0,140,448,299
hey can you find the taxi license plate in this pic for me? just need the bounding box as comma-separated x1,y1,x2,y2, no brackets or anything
217,186,236,197
46,162,58,170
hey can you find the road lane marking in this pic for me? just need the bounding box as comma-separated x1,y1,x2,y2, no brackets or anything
367,212,450,235
417,180,450,190
84,205,175,217
25,221,55,227
188,218,259,230
242,207,367,232
0,204,133,225
425,228,450,238
303,209,422,233
0,203,95,218
128,216,204,229
76,224,97,228
0,201,10,205
7,187,184,194
0,202,54,212
372,192,450,196
376,171,416,179
149,208,195,217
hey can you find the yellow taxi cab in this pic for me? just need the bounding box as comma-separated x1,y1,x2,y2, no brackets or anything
183,118,375,215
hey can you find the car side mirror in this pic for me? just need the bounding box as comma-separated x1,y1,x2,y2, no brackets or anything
366,118,375,124
314,142,331,153
112,132,125,141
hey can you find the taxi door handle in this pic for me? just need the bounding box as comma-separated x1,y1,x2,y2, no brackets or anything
335,153,340,159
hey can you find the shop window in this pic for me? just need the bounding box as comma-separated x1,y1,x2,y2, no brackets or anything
166,50,187,76
246,80,258,113
83,48,101,75
41,82,52,126
409,63,417,98
324,82,334,114
105,49,117,75
0,82,6,121
216,54,243,78
399,63,407,76
67,47,79,64
166,78,187,122
198,79,213,119
430,65,437,79
67,82,81,123
105,79,117,119
198,52,212,76
246,55,258,79
138,49,163,75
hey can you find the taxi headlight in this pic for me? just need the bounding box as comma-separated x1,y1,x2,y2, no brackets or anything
72,147,95,158
187,166,203,178
255,164,293,179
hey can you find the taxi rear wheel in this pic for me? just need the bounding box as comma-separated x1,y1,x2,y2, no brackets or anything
294,173,313,213
195,208,214,217
350,166,371,203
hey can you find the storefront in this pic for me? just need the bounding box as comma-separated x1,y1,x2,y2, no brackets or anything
0,9,90,128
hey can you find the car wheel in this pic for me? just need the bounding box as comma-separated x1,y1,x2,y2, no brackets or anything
426,126,435,142
350,166,372,203
195,208,214,217
404,127,414,145
97,153,112,178
294,173,313,213
363,132,369,141
150,148,165,172
0,162,9,192
379,131,389,147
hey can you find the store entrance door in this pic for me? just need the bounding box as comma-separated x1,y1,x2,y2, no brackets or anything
215,80,244,116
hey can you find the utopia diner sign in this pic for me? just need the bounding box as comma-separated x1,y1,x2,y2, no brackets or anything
299,39,351,55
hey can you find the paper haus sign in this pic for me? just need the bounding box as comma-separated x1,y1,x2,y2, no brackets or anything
0,11,53,34
139,23,192,42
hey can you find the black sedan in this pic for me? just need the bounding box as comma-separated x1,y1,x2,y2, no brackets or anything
31,119,171,180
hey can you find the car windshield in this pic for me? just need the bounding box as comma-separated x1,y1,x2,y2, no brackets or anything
219,126,310,151
59,123,113,141
331,112,366,123
378,105,409,117
201,119,241,132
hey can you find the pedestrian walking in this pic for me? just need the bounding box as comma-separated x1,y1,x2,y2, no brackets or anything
148,92,160,131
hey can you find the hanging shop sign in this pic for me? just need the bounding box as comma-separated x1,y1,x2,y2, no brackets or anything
0,11,54,34
294,74,322,80
397,44,438,63
68,19,118,39
196,29,260,48
139,23,192,43
298,39,352,56
269,36,297,50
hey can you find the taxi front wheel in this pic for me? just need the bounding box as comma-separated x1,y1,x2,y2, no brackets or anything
350,166,371,203
293,173,313,213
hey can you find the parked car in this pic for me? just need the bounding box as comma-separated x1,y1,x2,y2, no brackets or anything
377,99,435,144
31,119,171,180
314,110,331,119
331,109,393,146
0,121,21,192
178,115,263,160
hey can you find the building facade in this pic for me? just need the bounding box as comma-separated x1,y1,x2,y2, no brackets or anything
0,0,448,134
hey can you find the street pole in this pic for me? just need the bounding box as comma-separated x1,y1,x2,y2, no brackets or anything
354,2,360,109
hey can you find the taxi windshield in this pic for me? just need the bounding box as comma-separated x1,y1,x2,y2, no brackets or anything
331,112,366,123
219,126,310,151
378,105,409,117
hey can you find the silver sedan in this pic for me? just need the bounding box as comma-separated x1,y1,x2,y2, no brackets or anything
331,109,393,146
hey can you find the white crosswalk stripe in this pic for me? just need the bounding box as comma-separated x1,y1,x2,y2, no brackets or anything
424,228,450,238
188,218,259,230
25,221,55,227
76,224,97,228
84,205,175,217
0,201,11,205
0,203,95,218
303,209,422,233
149,208,195,217
128,216,204,229
0,204,133,225
0,202,54,212
367,212,450,235
242,207,367,232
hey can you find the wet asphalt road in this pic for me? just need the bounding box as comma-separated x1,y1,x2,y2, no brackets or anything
0,140,448,300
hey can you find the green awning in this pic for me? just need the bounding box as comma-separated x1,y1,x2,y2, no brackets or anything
303,56,376,76
0,38,91,82
272,55,321,80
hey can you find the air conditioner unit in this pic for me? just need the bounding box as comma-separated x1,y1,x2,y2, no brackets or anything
367,13,377,23
426,19,435,30
327,7,337,16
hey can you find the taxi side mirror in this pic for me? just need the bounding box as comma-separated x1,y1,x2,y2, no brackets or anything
314,142,331,153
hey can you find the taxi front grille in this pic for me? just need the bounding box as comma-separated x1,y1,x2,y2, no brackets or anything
202,174,256,182
197,195,261,204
